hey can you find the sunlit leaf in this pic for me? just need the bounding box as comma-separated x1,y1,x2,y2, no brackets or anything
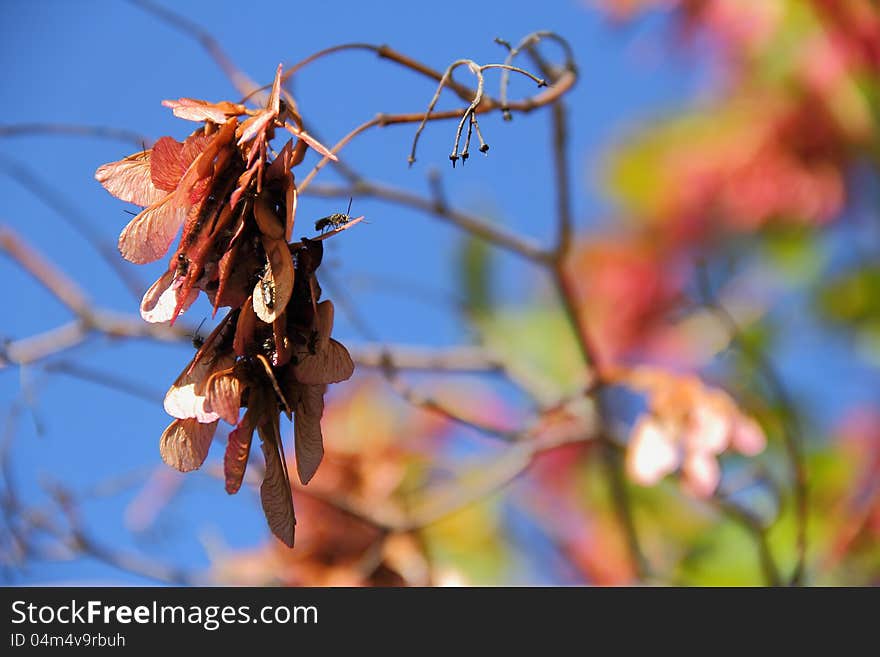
162,98,248,123
117,192,187,264
159,417,218,473
95,150,165,206
139,269,198,323
165,353,234,423
205,369,241,425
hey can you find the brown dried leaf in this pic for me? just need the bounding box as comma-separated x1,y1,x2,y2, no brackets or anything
265,139,294,182
225,424,253,495
282,122,338,161
205,369,241,425
253,236,294,323
165,353,234,422
315,299,335,351
294,384,325,485
272,311,292,367
185,311,235,376
289,137,309,168
258,419,296,547
162,98,248,123
238,112,274,147
299,383,326,416
150,136,186,192
284,177,297,241
152,131,215,194
229,165,257,210
293,338,355,385
224,397,262,494
159,417,218,473
236,65,285,147
253,194,285,240
255,354,291,416
234,297,256,356
212,234,240,313
95,150,165,206
266,63,282,115
117,191,187,264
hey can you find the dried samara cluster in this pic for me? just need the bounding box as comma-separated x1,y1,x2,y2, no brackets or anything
95,66,356,547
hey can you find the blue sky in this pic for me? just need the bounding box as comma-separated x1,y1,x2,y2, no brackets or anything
0,0,729,584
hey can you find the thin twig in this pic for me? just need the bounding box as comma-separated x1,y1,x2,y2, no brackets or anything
0,123,151,148
297,67,577,192
522,40,647,580
283,43,479,103
498,31,576,120
303,181,551,263
0,225,92,316
351,344,503,373
0,157,145,300
378,352,519,442
293,425,595,533
46,360,164,404
0,226,203,370
409,59,475,167
129,0,259,99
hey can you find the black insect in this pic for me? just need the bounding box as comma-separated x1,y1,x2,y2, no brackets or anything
190,318,207,350
176,252,190,277
314,197,353,234
259,262,276,310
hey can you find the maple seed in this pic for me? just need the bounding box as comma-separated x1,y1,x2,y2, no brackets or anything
95,64,358,550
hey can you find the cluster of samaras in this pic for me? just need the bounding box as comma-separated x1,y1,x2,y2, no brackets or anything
95,65,354,547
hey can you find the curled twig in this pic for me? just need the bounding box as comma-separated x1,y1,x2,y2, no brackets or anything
410,59,547,167
497,31,576,120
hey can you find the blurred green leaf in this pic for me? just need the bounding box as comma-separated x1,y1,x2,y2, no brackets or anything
760,226,824,281
815,265,880,328
603,114,702,218
735,317,777,360
676,521,767,586
457,233,493,318
477,304,583,394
